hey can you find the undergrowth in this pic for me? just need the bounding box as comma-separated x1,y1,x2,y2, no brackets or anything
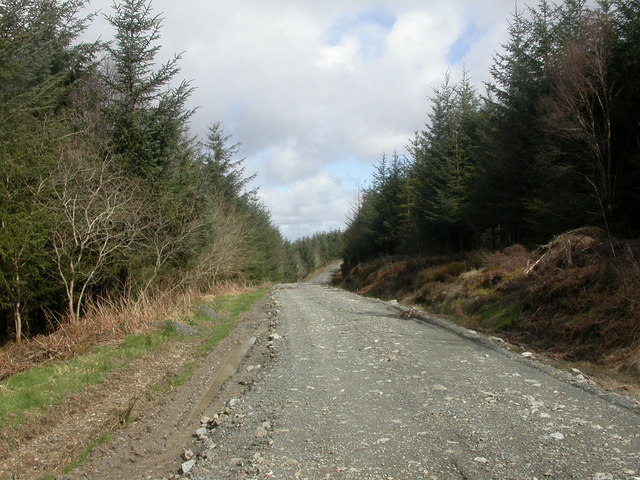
198,320,235,354
41,433,112,479
340,227,640,375
209,288,270,318
197,287,269,353
0,285,268,432
1,283,270,479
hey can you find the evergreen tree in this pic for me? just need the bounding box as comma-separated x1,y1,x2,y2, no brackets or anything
477,6,544,245
200,122,256,202
342,186,379,268
608,0,640,236
291,230,343,278
476,0,591,246
0,0,96,341
104,0,193,181
410,72,481,252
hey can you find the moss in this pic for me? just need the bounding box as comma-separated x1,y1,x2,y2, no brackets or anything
478,300,523,331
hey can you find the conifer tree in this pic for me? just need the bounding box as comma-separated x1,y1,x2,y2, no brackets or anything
0,0,96,341
200,122,256,202
104,0,192,180
410,72,481,251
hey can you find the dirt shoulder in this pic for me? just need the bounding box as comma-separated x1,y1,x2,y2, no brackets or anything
1,292,278,480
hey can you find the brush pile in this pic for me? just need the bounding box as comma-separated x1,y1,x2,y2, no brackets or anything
521,227,640,372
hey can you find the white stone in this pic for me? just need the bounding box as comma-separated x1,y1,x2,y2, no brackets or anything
521,352,533,358
473,457,489,464
550,432,565,440
181,459,196,474
254,426,268,438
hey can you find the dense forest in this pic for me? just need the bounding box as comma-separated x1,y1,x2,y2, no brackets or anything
343,0,640,267
0,0,342,344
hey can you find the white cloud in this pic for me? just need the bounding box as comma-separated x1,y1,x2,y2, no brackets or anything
82,0,516,239
259,172,354,240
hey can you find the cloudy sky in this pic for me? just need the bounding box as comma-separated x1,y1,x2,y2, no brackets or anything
83,0,516,239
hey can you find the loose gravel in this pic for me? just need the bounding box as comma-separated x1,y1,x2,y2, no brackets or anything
188,280,639,480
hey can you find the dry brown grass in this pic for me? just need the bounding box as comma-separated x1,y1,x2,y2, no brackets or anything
0,282,256,380
518,228,640,372
340,229,640,376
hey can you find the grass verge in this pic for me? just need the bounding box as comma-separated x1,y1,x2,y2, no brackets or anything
40,433,112,480
1,286,271,479
0,330,172,430
208,287,270,318
197,288,269,353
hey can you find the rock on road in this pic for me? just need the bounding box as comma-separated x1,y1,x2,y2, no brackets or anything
191,273,639,479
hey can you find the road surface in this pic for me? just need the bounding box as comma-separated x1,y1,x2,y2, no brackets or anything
190,275,639,479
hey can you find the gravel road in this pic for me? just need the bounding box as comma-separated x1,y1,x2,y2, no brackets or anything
190,273,639,479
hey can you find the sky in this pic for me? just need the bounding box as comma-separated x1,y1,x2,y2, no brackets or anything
82,0,516,240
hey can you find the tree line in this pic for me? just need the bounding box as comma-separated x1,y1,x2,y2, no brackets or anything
290,230,343,279
0,0,343,344
343,0,640,268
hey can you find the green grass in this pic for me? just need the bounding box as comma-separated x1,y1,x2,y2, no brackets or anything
151,360,198,393
40,433,112,480
0,330,172,430
62,433,111,474
209,288,269,318
1,286,270,478
197,287,269,353
198,320,235,353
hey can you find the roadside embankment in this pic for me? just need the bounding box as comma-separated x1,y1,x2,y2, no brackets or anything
337,227,640,390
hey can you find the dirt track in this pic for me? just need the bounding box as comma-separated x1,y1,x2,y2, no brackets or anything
33,264,640,480
186,269,639,479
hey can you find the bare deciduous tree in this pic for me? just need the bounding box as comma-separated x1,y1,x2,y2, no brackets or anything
139,204,206,293
44,144,145,321
543,11,617,250
190,202,253,286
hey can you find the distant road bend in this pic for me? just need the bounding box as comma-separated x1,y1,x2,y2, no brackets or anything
192,264,640,479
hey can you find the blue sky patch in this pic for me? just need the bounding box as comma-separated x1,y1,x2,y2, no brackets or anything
325,9,396,60
447,23,481,64
326,156,374,191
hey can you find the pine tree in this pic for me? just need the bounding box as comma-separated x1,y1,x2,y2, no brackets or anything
104,0,193,180
410,72,481,251
479,6,543,245
368,152,408,255
607,0,640,235
0,0,97,341
200,122,256,202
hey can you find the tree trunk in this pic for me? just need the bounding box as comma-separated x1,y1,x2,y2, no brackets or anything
13,301,22,344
